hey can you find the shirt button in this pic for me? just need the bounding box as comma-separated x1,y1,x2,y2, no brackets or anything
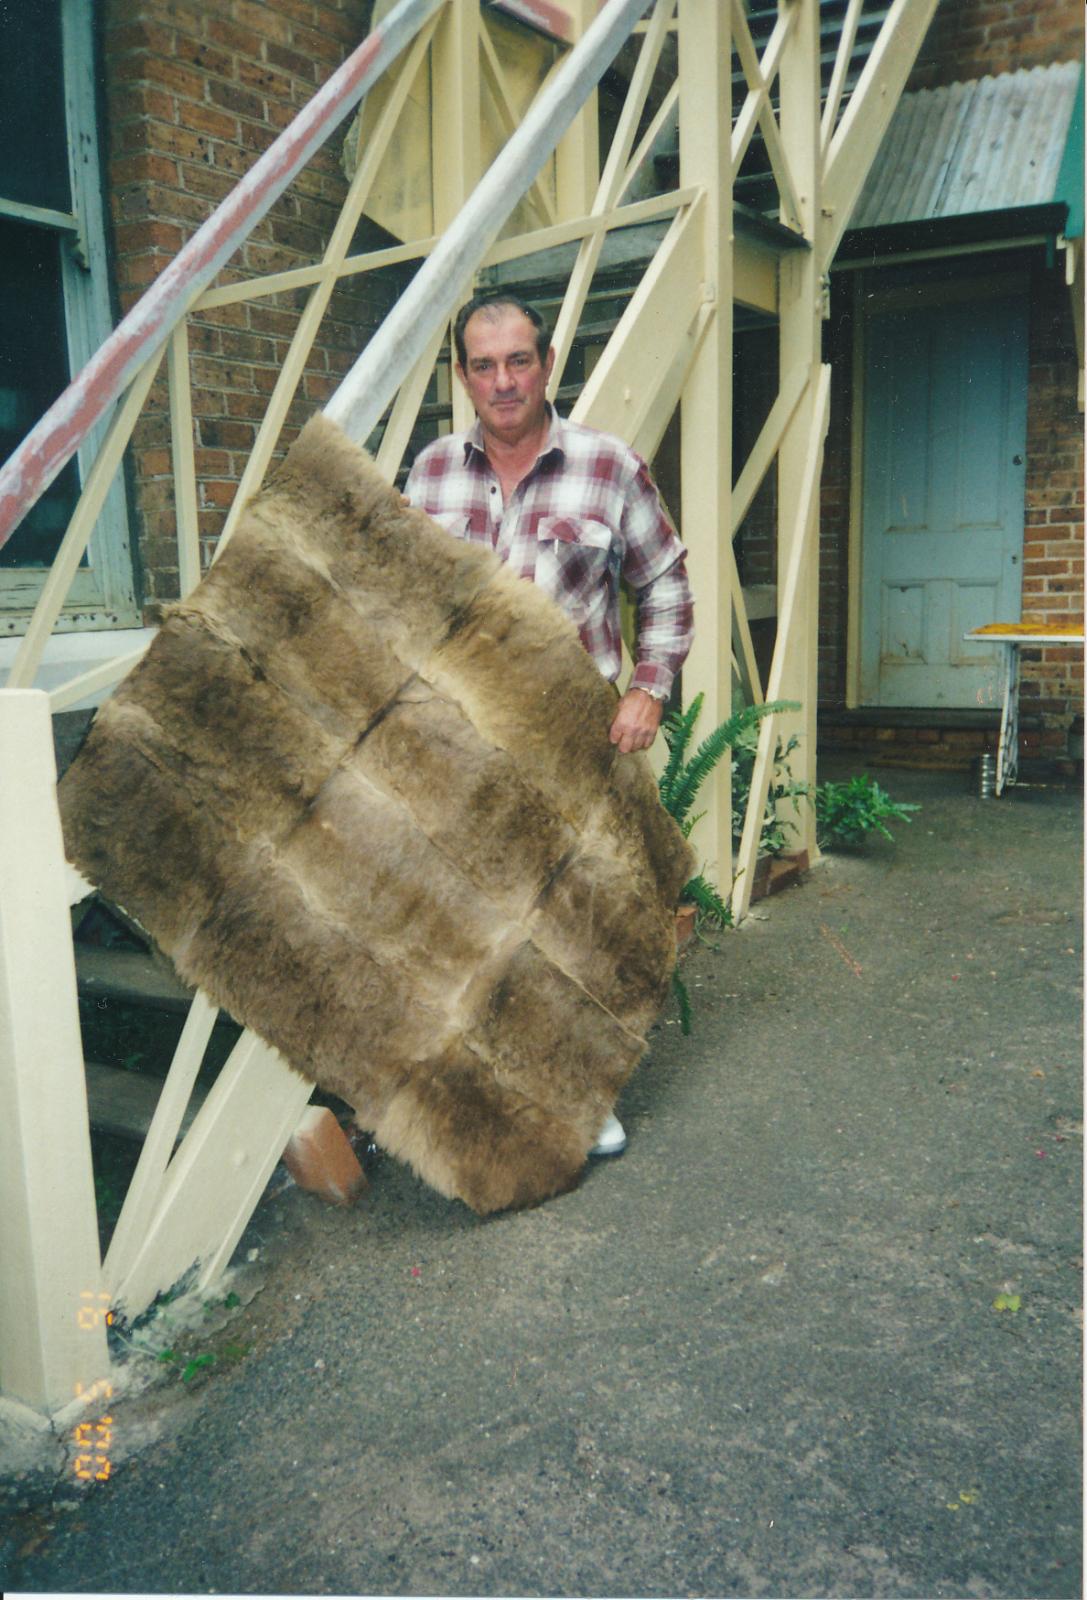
490,486,497,495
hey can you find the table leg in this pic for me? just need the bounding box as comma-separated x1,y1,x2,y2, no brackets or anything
995,642,1019,795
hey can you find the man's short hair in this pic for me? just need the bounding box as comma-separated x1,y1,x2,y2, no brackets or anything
453,291,551,368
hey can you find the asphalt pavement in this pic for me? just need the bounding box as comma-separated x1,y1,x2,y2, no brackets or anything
2,760,1082,1600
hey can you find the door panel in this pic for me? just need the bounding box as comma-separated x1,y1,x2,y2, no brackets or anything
860,294,1027,707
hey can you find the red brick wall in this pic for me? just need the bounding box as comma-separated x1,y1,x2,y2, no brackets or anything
1018,257,1085,750
99,0,404,609
910,0,1084,88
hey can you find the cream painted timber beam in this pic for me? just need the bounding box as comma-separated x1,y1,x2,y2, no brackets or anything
729,0,800,229
0,691,109,1414
819,0,941,272
478,22,558,228
733,241,777,317
729,549,764,707
731,365,831,922
820,0,865,158
107,1031,313,1321
554,0,600,220
629,300,711,466
676,0,732,890
550,0,677,392
730,362,808,537
102,993,220,1292
771,0,822,863
571,198,703,446
167,322,201,598
433,0,483,432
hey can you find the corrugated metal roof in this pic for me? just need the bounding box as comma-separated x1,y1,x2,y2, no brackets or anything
851,62,1083,229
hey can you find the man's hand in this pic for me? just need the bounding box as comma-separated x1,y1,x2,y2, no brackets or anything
608,688,664,754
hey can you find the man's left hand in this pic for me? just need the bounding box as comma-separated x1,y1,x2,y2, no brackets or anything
608,688,664,754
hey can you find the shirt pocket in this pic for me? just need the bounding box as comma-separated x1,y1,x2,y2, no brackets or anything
429,510,491,546
535,516,616,617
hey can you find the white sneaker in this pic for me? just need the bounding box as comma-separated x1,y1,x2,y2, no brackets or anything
589,1111,627,1157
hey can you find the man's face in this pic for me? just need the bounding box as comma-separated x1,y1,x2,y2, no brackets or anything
456,307,554,446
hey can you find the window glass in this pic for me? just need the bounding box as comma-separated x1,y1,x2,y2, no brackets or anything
0,0,70,211
0,217,80,567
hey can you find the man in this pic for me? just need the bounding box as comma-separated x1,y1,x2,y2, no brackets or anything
404,291,693,757
404,291,694,1157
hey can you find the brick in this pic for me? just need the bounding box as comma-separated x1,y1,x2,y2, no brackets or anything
198,418,256,449
110,151,180,188
207,17,265,57
179,163,235,202
120,253,173,288
137,447,172,477
181,101,240,141
311,3,363,46
282,1107,367,1205
265,40,321,81
114,218,186,255
200,479,242,509
1023,559,1071,577
173,36,236,80
231,0,293,46
108,19,177,56
218,328,277,363
208,78,266,121
237,58,296,99
141,0,205,36
108,81,176,124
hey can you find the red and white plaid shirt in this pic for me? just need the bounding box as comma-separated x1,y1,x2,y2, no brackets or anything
404,408,693,699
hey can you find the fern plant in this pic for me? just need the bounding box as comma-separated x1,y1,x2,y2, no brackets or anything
730,723,809,857
814,774,919,848
660,692,800,927
660,691,798,1034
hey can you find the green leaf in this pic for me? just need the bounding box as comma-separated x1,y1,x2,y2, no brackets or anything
667,699,799,828
992,1293,1021,1312
815,774,920,848
680,874,733,928
181,1352,216,1382
659,693,703,809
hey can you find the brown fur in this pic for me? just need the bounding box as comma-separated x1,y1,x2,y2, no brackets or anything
59,414,695,1213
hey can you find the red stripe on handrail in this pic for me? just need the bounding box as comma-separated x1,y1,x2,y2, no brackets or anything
0,0,443,551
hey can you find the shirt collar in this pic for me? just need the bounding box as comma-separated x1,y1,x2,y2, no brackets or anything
463,404,566,469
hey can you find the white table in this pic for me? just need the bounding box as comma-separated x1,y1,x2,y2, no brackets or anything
963,626,1085,795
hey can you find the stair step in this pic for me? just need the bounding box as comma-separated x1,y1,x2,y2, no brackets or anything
85,1059,207,1143
76,945,196,1014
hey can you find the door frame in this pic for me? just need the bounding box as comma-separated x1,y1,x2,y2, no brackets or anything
844,260,1031,708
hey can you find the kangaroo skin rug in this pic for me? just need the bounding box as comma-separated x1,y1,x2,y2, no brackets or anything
59,414,695,1213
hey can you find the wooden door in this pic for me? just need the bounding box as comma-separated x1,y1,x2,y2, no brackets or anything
860,292,1027,707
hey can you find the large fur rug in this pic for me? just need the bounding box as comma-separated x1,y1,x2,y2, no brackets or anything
59,415,694,1213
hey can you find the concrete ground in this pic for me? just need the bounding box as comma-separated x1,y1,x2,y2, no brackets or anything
2,761,1082,1600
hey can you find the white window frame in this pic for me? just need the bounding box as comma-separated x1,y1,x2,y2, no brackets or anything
0,0,137,635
